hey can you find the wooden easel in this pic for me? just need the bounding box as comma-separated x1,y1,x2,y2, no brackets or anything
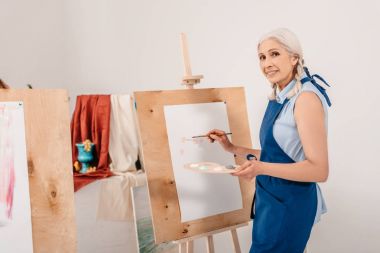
180,33,203,88
0,87,76,252
173,33,248,253
175,222,247,253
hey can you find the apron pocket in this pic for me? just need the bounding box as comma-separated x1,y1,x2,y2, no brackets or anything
253,186,287,244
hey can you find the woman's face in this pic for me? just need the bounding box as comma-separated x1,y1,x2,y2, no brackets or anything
258,39,298,88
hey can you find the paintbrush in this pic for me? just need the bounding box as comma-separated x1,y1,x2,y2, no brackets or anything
192,132,232,138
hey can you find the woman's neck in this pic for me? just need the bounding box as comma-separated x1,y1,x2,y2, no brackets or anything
277,73,295,91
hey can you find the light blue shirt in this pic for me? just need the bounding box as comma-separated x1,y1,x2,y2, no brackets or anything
273,74,328,224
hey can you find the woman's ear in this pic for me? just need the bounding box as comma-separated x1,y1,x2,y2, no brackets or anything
290,55,299,66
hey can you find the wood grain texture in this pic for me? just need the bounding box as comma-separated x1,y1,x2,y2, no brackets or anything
134,87,254,244
0,89,76,253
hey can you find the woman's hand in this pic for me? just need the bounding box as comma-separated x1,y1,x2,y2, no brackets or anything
206,129,234,152
231,160,263,181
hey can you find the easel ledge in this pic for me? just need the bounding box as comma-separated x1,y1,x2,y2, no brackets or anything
175,222,248,253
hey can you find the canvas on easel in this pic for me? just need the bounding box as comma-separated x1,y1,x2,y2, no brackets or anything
163,101,243,222
131,185,178,253
0,102,33,252
0,89,76,252
134,87,254,244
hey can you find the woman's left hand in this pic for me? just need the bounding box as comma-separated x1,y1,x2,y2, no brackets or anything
231,160,263,181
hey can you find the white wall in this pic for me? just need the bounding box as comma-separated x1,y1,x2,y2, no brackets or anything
1,0,380,252
0,0,67,88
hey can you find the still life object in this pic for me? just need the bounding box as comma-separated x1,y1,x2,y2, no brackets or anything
75,139,96,174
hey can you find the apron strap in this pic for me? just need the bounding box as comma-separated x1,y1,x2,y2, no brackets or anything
250,191,256,219
300,67,332,107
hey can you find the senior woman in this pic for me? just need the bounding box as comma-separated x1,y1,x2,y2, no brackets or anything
208,28,331,253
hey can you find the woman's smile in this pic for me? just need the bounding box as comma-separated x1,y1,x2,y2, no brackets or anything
266,70,278,77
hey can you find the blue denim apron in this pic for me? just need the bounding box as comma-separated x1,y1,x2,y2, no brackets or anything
250,68,331,253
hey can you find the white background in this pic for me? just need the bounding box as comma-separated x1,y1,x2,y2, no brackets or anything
1,0,380,252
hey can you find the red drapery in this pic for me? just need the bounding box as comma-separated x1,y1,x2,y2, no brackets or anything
71,95,113,191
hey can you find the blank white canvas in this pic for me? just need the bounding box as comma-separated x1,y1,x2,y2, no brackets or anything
0,102,34,252
164,102,242,222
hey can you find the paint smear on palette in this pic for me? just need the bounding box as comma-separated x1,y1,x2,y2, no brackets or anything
0,106,15,225
184,162,236,174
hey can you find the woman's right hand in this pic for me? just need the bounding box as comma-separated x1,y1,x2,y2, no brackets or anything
206,129,234,153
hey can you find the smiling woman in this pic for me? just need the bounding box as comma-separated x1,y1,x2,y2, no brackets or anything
258,41,298,89
207,28,332,253
258,30,305,99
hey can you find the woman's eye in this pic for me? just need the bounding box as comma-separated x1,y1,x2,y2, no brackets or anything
271,51,280,57
259,55,265,61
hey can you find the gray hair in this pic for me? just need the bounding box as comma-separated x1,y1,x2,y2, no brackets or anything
258,28,305,100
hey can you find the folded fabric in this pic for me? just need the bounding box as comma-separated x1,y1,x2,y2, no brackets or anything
71,95,113,191
109,95,139,174
96,172,147,221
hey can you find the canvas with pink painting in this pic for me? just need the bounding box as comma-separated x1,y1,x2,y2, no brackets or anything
0,103,15,225
0,102,34,252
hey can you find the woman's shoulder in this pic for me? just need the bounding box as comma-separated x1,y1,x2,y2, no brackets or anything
293,82,328,116
301,81,321,93
294,81,329,110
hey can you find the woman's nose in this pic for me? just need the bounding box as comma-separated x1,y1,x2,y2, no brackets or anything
263,58,273,68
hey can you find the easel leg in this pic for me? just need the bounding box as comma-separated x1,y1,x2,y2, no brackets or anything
230,229,241,253
206,235,215,253
179,242,187,253
187,240,194,253
174,223,248,253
